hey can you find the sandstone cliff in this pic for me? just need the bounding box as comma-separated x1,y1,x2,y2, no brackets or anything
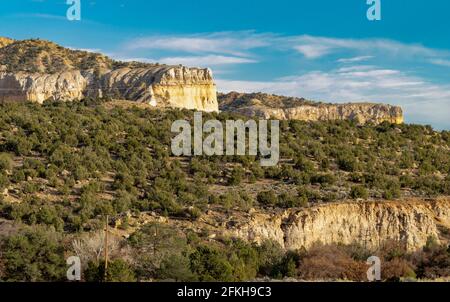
0,67,218,112
125,198,450,253
89,66,217,111
0,38,218,112
219,92,404,125
225,198,450,252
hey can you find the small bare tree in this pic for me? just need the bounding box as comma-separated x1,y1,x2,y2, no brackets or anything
71,231,120,269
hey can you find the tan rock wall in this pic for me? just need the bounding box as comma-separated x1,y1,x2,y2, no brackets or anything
231,103,404,125
228,198,450,251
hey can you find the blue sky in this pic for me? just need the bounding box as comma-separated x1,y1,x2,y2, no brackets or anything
1,0,450,129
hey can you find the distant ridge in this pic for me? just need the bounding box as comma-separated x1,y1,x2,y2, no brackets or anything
218,92,404,125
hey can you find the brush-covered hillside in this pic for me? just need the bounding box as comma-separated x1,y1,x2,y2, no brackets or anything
0,37,153,73
0,99,449,282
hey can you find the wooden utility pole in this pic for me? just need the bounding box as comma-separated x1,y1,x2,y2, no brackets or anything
104,215,109,281
363,229,370,250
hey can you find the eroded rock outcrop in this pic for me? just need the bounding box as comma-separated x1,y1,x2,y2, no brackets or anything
226,198,450,251
219,92,404,125
0,71,88,102
0,67,218,112
0,38,218,112
89,66,218,111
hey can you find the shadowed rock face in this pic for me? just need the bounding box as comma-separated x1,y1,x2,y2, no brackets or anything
0,38,218,112
219,92,404,125
227,198,450,252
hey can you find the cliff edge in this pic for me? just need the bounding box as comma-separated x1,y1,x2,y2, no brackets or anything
226,198,450,252
219,92,404,125
0,38,218,112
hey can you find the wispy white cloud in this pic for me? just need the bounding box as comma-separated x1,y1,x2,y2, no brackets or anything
290,35,449,59
11,13,67,21
123,31,450,66
336,65,377,72
295,45,332,59
126,31,273,57
429,58,450,67
156,55,257,67
6,12,100,25
337,56,374,63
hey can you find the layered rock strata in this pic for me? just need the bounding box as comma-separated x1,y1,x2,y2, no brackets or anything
0,66,218,112
226,198,450,251
219,92,404,124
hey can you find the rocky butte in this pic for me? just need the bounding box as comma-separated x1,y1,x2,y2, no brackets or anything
219,92,404,125
0,38,218,112
0,37,405,124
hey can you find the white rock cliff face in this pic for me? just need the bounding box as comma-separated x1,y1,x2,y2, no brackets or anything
0,71,88,102
0,65,219,112
227,102,404,125
219,93,404,125
226,198,450,251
